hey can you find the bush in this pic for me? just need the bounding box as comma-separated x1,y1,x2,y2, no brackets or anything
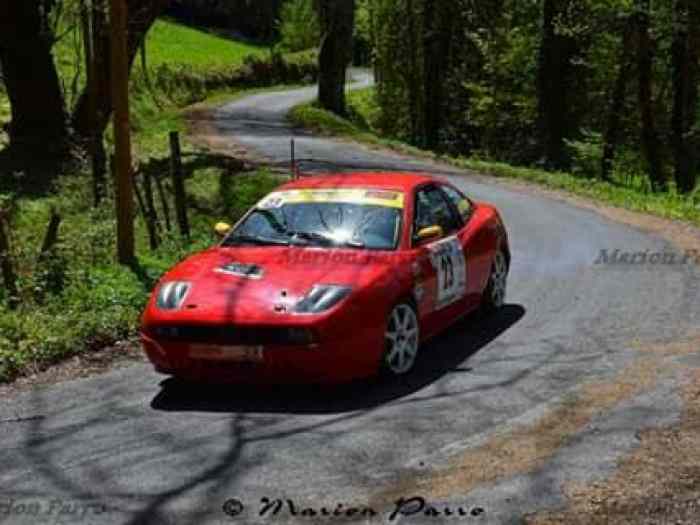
566,130,604,179
0,167,286,384
277,0,320,53
611,147,655,192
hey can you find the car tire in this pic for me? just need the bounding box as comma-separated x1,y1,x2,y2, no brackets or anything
380,302,420,376
481,249,508,314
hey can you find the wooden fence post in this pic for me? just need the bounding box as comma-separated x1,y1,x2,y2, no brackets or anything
0,211,19,309
37,207,62,264
291,138,296,180
142,171,161,249
110,0,135,264
169,131,190,239
133,170,147,218
154,175,172,232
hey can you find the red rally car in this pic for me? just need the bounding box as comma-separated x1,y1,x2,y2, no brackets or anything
140,172,510,383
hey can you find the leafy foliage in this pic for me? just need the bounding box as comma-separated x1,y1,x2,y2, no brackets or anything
277,0,320,52
364,0,699,191
0,17,313,383
0,167,283,383
290,87,700,227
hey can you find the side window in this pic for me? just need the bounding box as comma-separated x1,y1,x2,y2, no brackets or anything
413,186,461,241
440,185,473,222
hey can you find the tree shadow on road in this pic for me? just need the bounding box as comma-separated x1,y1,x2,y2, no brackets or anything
6,304,523,525
150,304,526,415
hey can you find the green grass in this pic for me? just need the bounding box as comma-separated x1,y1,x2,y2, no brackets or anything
0,17,315,383
289,88,700,227
138,19,265,69
0,164,285,383
0,77,290,383
0,82,287,382
53,17,265,95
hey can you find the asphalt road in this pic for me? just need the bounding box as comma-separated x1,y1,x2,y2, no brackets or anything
1,74,699,525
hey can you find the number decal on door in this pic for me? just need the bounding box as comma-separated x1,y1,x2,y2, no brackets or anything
429,236,467,310
440,253,454,291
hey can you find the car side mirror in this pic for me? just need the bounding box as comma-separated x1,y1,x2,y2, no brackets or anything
458,199,472,217
415,225,443,243
214,222,232,238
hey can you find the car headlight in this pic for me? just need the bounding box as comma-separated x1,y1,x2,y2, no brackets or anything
156,281,191,310
293,284,352,314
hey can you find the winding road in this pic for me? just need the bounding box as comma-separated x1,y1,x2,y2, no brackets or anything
1,75,699,525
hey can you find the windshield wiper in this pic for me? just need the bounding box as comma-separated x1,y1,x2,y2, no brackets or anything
223,234,290,247
341,238,365,248
286,230,336,246
286,230,365,248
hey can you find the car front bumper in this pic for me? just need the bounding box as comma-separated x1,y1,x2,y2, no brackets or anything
140,324,383,384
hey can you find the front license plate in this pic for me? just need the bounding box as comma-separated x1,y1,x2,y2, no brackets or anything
189,344,264,362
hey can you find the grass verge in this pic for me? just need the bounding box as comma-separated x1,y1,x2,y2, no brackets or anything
0,20,315,384
288,88,700,228
138,19,266,69
0,135,284,384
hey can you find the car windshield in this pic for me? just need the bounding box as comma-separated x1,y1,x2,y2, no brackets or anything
224,189,404,250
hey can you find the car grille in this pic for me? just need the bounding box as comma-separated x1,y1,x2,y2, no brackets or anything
151,325,314,346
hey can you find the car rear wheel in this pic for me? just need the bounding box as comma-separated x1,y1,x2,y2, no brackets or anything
381,303,420,376
482,249,508,313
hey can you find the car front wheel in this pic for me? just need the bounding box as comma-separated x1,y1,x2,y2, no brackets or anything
482,249,508,312
381,303,420,376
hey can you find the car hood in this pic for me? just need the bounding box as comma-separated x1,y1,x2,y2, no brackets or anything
157,246,400,318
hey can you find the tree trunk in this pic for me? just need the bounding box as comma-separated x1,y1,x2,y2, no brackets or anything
72,0,170,141
0,0,70,156
406,0,419,144
0,211,19,310
368,0,380,84
81,0,108,206
636,0,667,192
437,11,454,145
671,0,699,193
688,1,700,191
536,0,577,170
423,0,437,149
601,19,635,181
316,0,355,116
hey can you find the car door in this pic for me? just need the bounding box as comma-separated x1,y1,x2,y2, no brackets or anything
411,184,468,335
437,183,484,308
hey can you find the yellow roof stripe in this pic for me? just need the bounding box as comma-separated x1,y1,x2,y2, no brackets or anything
258,189,405,209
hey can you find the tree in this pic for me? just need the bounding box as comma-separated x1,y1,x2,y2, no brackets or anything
601,16,636,181
72,0,170,141
635,0,667,192
423,0,454,150
671,0,699,193
316,0,355,116
536,0,580,170
0,0,71,158
405,0,421,143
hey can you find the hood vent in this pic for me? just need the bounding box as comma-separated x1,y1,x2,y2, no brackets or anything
215,261,264,279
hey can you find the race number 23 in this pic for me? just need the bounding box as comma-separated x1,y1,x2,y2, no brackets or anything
429,236,467,310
